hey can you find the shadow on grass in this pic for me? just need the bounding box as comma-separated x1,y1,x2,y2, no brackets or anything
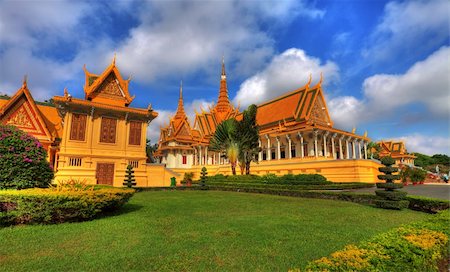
99,203,144,219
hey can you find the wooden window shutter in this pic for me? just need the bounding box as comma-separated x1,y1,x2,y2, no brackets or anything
100,117,116,143
70,113,87,141
129,121,142,145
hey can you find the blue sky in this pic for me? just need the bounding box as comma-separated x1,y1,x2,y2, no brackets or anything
0,0,448,155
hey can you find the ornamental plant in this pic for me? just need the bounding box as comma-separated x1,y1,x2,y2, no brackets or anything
123,164,136,188
375,156,409,210
200,167,208,189
0,124,53,189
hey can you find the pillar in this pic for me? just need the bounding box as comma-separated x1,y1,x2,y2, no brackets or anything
287,135,292,159
266,135,271,161
339,136,344,159
364,142,368,159
314,130,318,158
345,138,350,159
323,132,328,158
258,139,262,162
358,141,362,159
199,146,203,165
276,137,281,160
352,140,356,159
331,133,336,159
205,146,209,165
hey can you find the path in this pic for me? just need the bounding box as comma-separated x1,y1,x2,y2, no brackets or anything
347,184,450,200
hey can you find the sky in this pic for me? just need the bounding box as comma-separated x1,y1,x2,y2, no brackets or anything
0,0,449,155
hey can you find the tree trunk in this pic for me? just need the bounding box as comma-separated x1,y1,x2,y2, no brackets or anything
231,163,236,175
245,161,251,175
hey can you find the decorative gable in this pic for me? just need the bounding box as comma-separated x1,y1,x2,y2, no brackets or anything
93,73,124,98
308,92,332,127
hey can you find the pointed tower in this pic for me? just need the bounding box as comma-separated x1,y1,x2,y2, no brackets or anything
174,81,186,120
215,57,232,113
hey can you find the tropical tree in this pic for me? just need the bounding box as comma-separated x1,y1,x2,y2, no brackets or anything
209,119,240,175
367,142,381,159
146,139,158,163
236,104,260,175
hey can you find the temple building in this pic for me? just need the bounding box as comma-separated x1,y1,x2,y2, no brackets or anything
156,60,381,182
376,141,416,166
0,79,62,168
52,57,160,186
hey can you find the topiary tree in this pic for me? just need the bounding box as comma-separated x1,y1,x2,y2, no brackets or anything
200,167,208,189
375,156,409,210
0,125,54,189
123,164,136,188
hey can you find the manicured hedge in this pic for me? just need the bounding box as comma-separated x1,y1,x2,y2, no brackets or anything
207,173,331,185
406,196,450,214
206,181,374,190
0,188,135,226
302,211,449,272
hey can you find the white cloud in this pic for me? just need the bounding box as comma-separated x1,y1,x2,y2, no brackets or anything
234,48,339,107
329,46,450,129
363,0,449,62
390,134,450,156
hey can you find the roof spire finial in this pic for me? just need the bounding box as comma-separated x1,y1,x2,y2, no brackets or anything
22,75,28,88
319,72,323,86
112,53,116,65
175,80,186,118
221,55,226,79
180,80,183,99
307,73,312,88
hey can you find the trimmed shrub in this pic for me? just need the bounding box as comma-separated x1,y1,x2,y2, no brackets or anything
406,196,450,213
123,164,136,188
376,182,404,190
0,125,54,189
376,156,408,210
303,211,450,272
200,167,208,189
375,190,407,200
0,188,134,226
374,199,410,210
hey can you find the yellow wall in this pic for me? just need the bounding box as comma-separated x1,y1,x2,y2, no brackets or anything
170,159,383,183
55,112,150,186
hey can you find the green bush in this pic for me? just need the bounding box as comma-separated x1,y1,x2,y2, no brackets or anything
406,196,450,213
375,189,407,200
374,199,410,210
376,182,404,190
380,156,396,166
0,125,54,189
0,188,134,226
303,211,449,272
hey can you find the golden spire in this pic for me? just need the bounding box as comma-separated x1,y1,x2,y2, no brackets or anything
174,80,186,119
112,53,116,65
216,57,232,113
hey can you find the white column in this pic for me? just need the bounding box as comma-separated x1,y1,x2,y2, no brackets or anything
276,137,281,160
352,140,356,159
331,133,336,159
314,130,318,158
205,146,209,165
199,146,203,165
299,133,304,158
323,132,328,158
266,135,271,161
258,139,262,162
345,138,350,159
286,135,292,159
358,141,362,159
339,136,344,159
364,142,368,159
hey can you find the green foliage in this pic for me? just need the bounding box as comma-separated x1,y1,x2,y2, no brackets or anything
200,167,208,188
406,196,450,214
375,190,407,201
0,188,135,226
374,199,410,210
367,141,381,159
183,172,194,182
375,182,403,190
146,139,158,163
209,119,239,175
0,124,54,189
235,104,260,175
380,156,396,166
304,211,449,272
123,164,136,188
409,167,427,183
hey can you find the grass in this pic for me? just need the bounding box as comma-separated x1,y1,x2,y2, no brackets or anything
0,191,431,271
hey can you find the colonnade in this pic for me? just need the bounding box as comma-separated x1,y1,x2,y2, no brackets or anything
191,129,369,166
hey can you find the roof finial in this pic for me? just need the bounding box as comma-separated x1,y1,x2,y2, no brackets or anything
22,75,28,88
221,55,226,79
180,80,183,98
112,53,116,65
319,72,323,86
306,73,312,88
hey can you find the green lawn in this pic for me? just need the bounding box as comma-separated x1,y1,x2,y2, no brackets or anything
0,191,431,271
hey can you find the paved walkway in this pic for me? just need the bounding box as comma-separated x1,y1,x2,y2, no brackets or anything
348,184,450,200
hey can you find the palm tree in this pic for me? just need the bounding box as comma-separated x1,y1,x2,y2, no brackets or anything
209,119,239,175
236,104,260,175
367,142,381,159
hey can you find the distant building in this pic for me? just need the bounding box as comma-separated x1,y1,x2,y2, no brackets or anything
376,141,416,166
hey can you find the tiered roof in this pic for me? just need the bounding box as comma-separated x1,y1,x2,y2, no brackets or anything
0,78,62,144
378,141,416,160
53,58,157,122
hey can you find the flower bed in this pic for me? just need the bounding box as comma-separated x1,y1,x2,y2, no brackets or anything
301,211,449,272
0,188,135,226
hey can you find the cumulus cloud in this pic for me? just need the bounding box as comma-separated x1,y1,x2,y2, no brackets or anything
363,0,449,62
329,46,450,129
234,48,339,107
390,134,450,156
